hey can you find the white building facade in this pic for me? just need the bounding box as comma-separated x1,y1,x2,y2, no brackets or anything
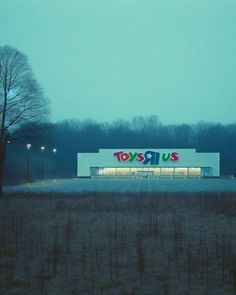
77,149,220,178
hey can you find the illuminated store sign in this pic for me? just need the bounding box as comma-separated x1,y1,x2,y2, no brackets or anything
113,150,179,165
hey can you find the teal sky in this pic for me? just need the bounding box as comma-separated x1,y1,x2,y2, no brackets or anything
1,0,236,124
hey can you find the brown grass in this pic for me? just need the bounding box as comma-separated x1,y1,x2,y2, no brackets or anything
0,192,236,294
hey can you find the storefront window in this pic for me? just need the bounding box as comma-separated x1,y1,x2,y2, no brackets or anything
98,167,116,176
175,167,188,176
188,167,201,176
91,166,204,177
160,168,174,176
116,168,130,176
152,168,161,176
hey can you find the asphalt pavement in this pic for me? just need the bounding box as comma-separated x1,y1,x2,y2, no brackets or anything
4,177,236,193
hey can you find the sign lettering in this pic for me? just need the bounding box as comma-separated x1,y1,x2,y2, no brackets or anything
113,150,179,165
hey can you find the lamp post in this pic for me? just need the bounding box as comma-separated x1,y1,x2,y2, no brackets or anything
41,146,45,182
26,144,32,183
52,148,57,180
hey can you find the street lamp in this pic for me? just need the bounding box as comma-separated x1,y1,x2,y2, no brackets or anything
26,144,32,183
41,146,45,182
53,148,57,180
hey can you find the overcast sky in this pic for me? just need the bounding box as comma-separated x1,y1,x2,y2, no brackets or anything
1,0,236,124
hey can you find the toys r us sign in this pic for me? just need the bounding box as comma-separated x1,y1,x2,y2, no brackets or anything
113,150,179,165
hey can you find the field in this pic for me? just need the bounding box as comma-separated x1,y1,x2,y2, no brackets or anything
4,177,236,193
1,192,236,295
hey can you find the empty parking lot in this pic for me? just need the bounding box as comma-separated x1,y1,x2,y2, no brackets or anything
4,177,236,193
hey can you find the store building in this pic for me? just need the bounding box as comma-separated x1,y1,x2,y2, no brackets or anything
77,149,220,178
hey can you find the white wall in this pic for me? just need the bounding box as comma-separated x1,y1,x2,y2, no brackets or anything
77,149,220,177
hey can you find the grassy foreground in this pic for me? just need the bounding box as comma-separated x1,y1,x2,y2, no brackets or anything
0,192,236,295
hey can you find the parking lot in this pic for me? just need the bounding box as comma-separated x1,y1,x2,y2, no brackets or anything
4,177,236,193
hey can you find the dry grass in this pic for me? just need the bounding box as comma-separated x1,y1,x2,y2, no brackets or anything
0,192,236,294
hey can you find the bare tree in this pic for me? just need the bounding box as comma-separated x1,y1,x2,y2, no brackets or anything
0,45,49,194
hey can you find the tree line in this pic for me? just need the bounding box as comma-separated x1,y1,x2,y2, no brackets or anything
1,45,236,187
4,115,236,182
